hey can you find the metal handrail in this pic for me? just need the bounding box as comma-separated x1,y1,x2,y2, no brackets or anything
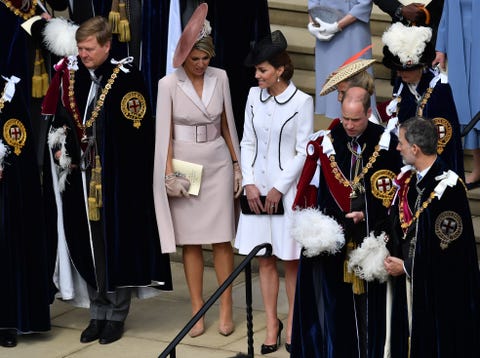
158,243,273,358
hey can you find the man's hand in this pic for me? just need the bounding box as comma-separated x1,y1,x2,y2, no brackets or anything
432,51,446,71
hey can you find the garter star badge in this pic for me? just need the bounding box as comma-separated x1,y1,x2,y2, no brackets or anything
121,91,146,128
432,117,451,155
370,169,396,208
435,211,462,250
3,118,26,155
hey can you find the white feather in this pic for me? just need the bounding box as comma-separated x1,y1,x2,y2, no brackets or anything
43,18,79,57
382,22,432,66
0,139,10,169
290,207,345,257
348,232,390,282
48,127,71,192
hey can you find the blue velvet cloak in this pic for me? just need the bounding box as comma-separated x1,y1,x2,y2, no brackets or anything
393,68,464,178
291,121,403,357
389,158,480,357
0,79,53,332
44,57,172,292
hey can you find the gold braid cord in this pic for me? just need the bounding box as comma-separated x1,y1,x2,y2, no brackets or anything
399,173,437,235
68,64,121,141
1,0,37,20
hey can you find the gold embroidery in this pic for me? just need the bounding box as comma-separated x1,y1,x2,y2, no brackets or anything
370,169,397,208
3,118,26,155
435,211,462,250
120,91,146,128
432,117,452,155
1,0,37,20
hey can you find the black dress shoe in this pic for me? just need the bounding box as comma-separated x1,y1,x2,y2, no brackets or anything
80,319,106,343
0,329,17,348
261,319,283,355
99,320,124,344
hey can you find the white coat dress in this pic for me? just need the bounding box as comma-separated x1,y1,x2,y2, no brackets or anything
234,82,314,260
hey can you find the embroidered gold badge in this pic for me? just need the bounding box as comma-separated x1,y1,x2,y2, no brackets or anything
121,91,146,128
435,210,462,250
370,169,396,208
432,117,452,155
3,118,26,155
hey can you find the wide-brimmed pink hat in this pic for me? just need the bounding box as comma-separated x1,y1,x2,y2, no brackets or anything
172,3,209,68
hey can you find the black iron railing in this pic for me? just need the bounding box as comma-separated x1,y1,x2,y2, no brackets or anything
158,243,272,358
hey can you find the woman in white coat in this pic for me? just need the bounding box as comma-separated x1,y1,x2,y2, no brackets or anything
234,30,314,354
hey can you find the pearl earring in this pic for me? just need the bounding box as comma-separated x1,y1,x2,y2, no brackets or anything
277,76,280,83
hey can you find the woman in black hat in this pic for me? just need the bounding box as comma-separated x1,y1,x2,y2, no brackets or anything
234,30,314,354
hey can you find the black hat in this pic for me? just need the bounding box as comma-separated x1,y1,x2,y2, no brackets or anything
244,30,288,67
381,23,435,71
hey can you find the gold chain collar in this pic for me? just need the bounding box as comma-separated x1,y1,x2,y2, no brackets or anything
1,0,37,20
0,86,6,112
68,64,121,140
416,86,434,118
399,172,437,232
328,134,382,191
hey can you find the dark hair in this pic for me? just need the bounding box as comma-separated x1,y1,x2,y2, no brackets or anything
400,117,438,155
341,86,371,115
76,16,112,46
268,51,294,81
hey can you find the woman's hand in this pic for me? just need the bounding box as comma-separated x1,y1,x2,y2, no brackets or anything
265,187,282,215
244,184,263,214
233,162,243,198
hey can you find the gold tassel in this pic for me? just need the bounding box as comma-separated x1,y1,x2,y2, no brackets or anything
343,241,365,294
118,1,131,42
32,49,43,98
95,184,103,207
87,155,102,221
88,197,100,221
108,0,120,34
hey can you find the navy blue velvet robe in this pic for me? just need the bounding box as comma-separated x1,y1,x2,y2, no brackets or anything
393,68,464,178
0,80,53,333
291,121,403,357
389,158,480,357
44,57,172,292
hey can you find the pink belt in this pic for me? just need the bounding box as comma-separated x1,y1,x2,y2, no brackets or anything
173,123,221,143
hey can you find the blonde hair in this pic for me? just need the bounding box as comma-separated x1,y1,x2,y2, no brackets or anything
193,35,216,58
76,16,112,46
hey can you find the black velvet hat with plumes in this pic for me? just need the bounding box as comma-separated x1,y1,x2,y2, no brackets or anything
381,22,435,71
244,30,287,67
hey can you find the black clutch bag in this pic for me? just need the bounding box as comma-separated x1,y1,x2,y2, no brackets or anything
240,195,284,215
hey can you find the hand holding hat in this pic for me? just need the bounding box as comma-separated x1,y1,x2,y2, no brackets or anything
307,22,334,42
316,18,341,35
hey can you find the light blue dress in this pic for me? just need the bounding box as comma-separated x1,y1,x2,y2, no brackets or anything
436,0,480,148
309,0,373,119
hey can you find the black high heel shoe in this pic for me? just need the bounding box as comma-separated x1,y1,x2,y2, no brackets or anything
261,319,283,355
285,342,291,353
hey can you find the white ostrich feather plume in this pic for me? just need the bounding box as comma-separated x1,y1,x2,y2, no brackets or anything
0,139,10,169
43,18,79,57
382,22,432,66
348,232,390,282
290,207,345,257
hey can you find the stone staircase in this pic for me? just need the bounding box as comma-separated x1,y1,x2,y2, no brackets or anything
267,0,480,254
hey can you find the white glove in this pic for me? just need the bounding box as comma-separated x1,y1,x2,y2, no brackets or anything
233,162,243,198
165,174,190,197
307,22,334,41
316,18,341,35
